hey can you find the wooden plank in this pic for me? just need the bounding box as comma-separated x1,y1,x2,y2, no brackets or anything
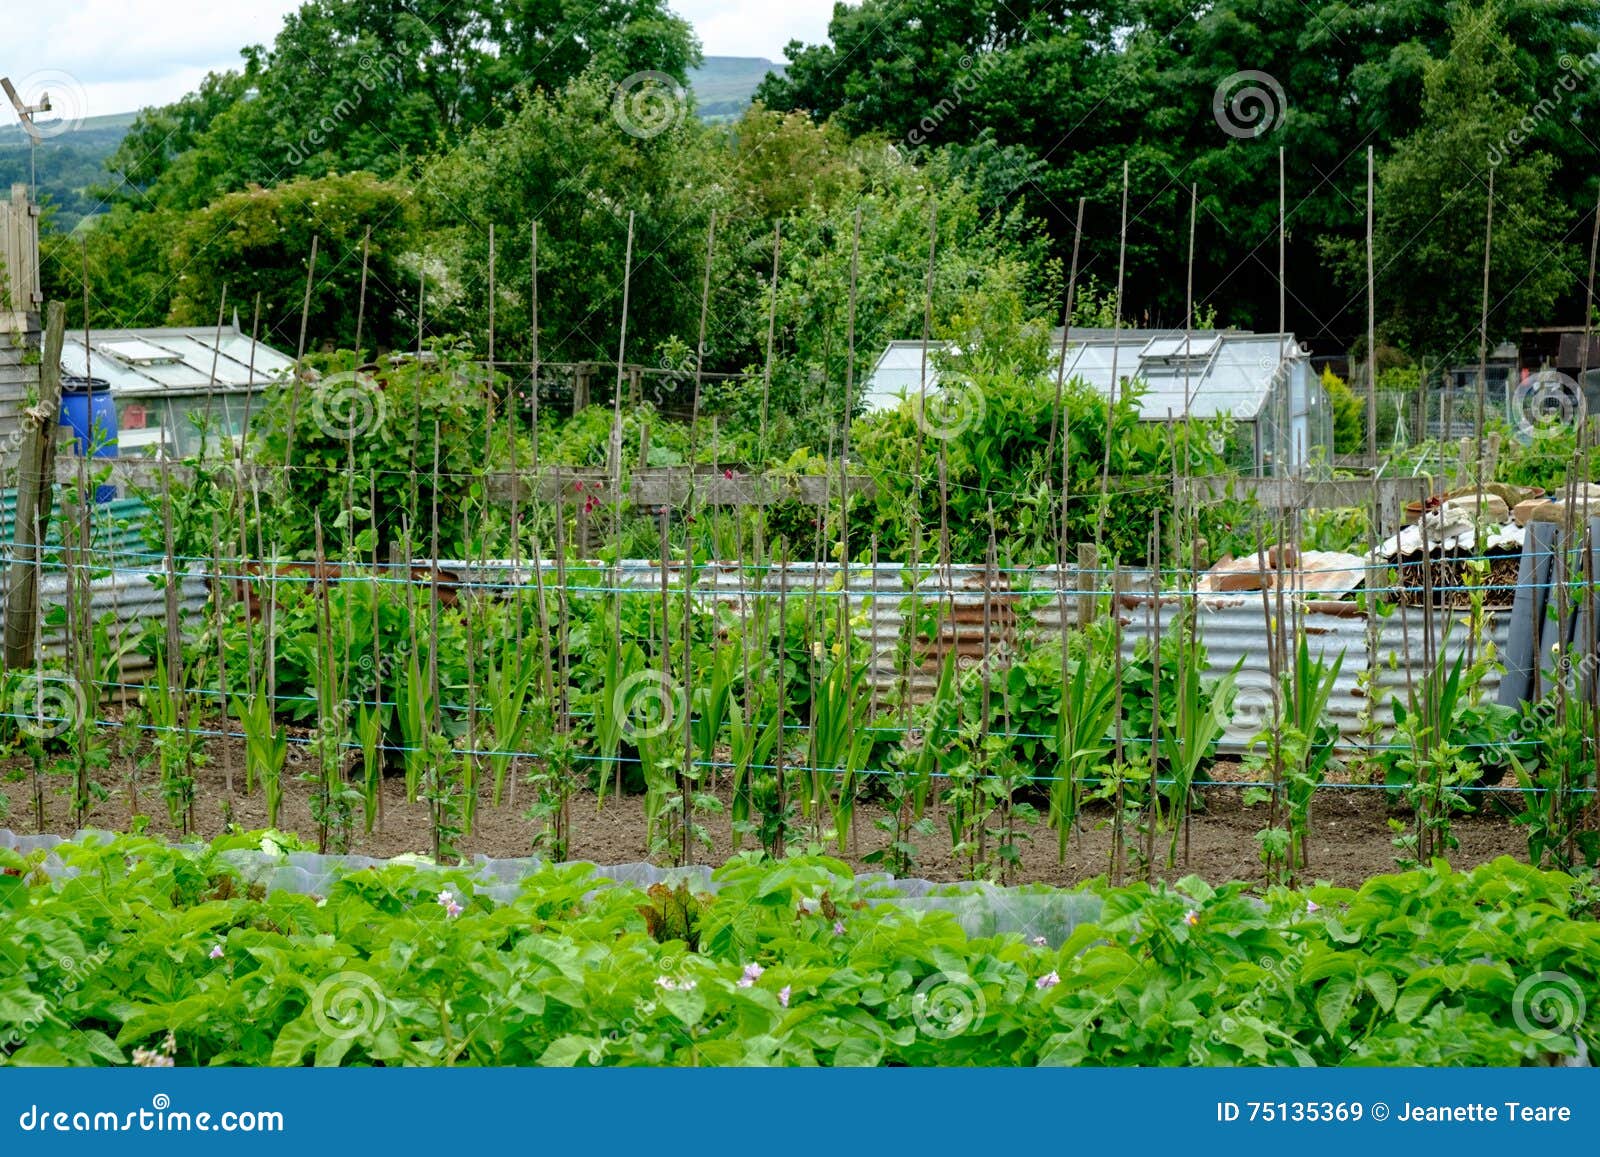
485,467,873,508
1175,474,1426,534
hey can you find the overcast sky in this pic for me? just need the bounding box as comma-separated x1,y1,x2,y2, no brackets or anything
5,0,836,123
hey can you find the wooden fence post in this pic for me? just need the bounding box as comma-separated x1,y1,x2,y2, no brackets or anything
4,300,66,668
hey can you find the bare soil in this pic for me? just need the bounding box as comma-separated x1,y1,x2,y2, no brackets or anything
2,727,1530,889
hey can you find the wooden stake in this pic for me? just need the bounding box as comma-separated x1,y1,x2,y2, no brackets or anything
3,301,66,668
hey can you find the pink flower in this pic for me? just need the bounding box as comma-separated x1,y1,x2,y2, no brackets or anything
1031,936,1047,947
445,901,463,918
832,920,846,936
1183,909,1200,927
208,944,224,959
1306,900,1321,913
1036,971,1060,990
722,468,734,480
737,963,764,988
778,985,791,1008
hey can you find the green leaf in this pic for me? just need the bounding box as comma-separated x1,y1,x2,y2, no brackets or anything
1316,976,1355,1036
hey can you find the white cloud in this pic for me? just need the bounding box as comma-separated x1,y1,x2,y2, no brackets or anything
672,0,836,60
2,0,837,120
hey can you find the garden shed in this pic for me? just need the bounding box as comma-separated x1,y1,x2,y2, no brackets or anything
864,327,1332,475
58,324,295,457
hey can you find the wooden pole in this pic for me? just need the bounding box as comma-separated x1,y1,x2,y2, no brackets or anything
1095,161,1129,555
3,301,66,668
760,221,781,462
354,226,371,360
1475,167,1495,494
1366,146,1378,467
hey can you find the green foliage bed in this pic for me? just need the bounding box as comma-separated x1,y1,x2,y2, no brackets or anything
2,833,1595,1067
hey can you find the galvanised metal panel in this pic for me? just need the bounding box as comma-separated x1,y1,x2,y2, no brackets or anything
438,559,1491,750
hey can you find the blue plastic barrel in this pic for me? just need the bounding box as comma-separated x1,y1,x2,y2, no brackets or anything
59,375,118,503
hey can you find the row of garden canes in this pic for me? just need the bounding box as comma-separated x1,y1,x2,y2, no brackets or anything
1,448,1597,889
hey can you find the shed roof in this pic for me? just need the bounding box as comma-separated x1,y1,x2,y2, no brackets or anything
865,329,1308,422
59,325,295,397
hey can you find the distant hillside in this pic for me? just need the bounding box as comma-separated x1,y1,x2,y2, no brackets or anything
0,60,782,229
691,56,785,119
0,112,138,231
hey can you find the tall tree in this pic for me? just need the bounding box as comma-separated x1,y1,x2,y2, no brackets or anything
1352,2,1576,359
757,0,1600,344
101,0,701,213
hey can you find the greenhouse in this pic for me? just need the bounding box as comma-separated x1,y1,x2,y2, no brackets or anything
865,328,1333,475
57,324,295,457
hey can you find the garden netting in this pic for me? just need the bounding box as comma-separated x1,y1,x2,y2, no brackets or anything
0,829,1104,947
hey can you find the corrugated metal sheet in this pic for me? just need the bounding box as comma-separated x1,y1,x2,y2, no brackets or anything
3,544,1490,743
0,491,152,557
1,565,210,677
434,558,1476,750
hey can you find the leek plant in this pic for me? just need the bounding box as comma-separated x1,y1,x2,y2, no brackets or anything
397,648,435,803
1158,631,1239,868
727,683,787,855
483,639,543,806
1050,628,1118,860
353,693,388,833
1243,635,1341,880
808,651,875,853
146,659,198,833
233,691,287,828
